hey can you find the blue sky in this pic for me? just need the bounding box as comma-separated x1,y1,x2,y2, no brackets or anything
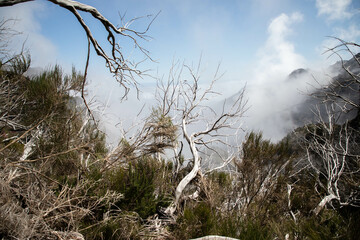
2,0,359,76
1,0,360,143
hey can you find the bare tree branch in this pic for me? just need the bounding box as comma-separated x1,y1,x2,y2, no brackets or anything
0,0,159,97
157,61,247,216
306,39,360,213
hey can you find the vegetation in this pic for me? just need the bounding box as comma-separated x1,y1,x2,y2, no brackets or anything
0,13,359,240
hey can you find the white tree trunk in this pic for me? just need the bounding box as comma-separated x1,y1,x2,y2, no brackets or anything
313,193,338,216
166,117,201,215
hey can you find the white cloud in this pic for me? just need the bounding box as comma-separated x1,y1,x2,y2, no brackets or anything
254,12,305,84
322,24,360,49
335,24,360,41
244,12,308,141
318,24,360,62
316,0,352,20
0,2,57,67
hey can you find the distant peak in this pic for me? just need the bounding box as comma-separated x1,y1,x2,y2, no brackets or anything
288,68,309,80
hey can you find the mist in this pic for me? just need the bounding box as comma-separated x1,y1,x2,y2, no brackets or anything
236,12,308,141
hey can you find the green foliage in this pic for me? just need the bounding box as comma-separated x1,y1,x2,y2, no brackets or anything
7,141,24,154
339,206,360,240
232,132,293,221
239,220,271,240
0,57,120,239
176,202,216,239
290,175,320,215
143,107,177,154
209,171,231,188
149,107,177,142
80,157,173,239
81,215,142,240
296,210,346,240
242,131,292,163
108,157,171,219
216,214,241,238
1,46,359,239
175,200,273,240
24,66,64,121
93,131,108,158
9,54,31,75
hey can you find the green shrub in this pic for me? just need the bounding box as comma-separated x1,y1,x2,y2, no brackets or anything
176,202,216,239
217,214,241,238
239,220,271,240
209,171,231,188
297,210,346,240
175,201,272,240
108,157,171,219
81,216,142,240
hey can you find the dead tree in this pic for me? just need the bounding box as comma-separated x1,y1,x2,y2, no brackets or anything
157,61,247,216
307,39,360,215
306,107,354,215
315,38,360,125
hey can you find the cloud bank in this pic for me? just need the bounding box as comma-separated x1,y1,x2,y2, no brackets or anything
244,12,309,141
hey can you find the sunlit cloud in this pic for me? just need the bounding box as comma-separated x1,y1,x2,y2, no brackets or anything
254,12,305,84
244,12,307,141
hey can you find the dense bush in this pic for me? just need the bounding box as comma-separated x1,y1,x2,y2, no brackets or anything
108,157,172,219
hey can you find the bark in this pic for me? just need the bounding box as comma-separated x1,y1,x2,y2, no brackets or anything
287,184,297,222
20,128,42,161
166,117,201,215
313,193,338,216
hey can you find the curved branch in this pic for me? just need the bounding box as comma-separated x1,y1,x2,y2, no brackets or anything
166,116,201,216
1,0,158,96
